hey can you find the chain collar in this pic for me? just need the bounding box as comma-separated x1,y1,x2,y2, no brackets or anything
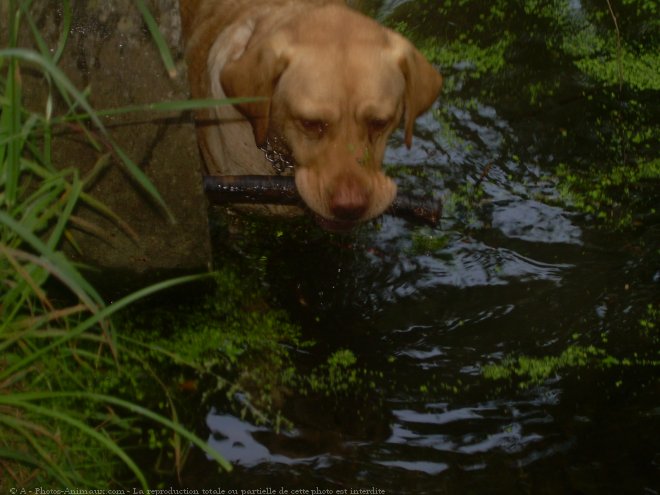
258,136,295,175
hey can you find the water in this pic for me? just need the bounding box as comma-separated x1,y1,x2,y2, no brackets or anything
180,1,659,493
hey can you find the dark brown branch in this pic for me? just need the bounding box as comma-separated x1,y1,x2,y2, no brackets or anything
203,175,442,227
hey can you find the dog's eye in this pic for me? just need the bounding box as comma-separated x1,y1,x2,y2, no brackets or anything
300,119,328,137
368,118,390,134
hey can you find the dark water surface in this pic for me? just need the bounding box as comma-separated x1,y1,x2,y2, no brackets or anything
181,1,659,493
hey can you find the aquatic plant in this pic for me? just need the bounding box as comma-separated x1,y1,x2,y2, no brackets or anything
117,269,310,427
555,159,660,228
482,303,660,389
481,345,604,387
117,234,388,422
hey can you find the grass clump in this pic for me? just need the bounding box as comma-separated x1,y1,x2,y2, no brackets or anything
0,0,232,488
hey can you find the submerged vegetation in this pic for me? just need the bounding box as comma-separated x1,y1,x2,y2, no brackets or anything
555,159,659,228
378,0,659,405
119,266,379,429
391,0,659,230
482,303,659,389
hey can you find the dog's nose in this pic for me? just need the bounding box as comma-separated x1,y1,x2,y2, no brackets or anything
329,176,369,221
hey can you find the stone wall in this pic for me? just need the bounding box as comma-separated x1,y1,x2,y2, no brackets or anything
4,0,212,292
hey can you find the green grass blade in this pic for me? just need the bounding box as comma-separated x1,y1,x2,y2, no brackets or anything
0,414,75,486
0,273,208,382
15,176,67,241
110,140,174,221
2,57,22,207
0,210,104,309
135,0,177,78
21,1,53,60
1,391,233,473
53,0,72,65
71,273,211,335
78,190,140,244
0,49,170,212
2,398,149,490
46,172,82,250
0,48,104,135
0,447,71,486
54,97,265,124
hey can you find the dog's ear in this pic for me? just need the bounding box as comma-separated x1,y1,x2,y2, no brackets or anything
221,31,290,146
391,34,443,148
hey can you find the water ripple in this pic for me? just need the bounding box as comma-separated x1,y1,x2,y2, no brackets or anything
376,459,449,475
385,400,557,466
206,413,318,468
492,200,583,244
406,241,572,289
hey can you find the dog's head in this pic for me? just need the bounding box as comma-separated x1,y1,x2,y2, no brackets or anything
221,5,442,232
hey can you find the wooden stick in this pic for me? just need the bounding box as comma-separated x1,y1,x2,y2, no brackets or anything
203,175,442,227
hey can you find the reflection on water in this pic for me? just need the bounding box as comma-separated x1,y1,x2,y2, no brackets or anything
491,200,582,244
187,0,659,493
207,413,318,467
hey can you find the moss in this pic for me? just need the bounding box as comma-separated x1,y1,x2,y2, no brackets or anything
115,256,387,433
117,268,311,420
482,345,604,388
419,35,512,78
576,49,660,91
640,303,659,347
554,159,660,229
410,228,451,255
305,349,366,395
483,304,660,389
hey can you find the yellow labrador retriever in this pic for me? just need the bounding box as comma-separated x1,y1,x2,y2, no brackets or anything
180,0,442,231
